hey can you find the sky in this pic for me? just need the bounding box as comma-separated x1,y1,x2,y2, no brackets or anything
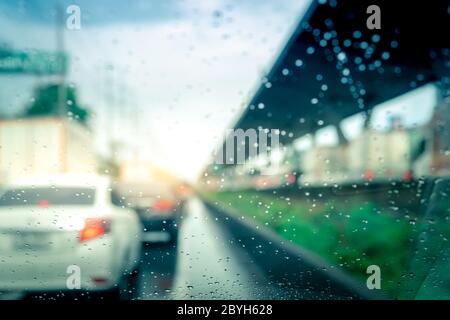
0,0,311,181
294,83,438,148
0,0,438,181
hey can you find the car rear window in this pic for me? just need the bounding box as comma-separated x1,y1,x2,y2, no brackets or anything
0,187,96,206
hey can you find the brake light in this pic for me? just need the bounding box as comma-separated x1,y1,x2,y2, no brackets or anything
286,173,296,184
79,218,111,242
91,277,110,286
39,199,50,208
403,170,413,182
364,169,375,181
152,199,174,213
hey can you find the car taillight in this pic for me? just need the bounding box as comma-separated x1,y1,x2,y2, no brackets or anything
152,199,174,213
403,170,413,182
364,169,375,181
39,199,50,208
286,173,296,184
79,218,111,242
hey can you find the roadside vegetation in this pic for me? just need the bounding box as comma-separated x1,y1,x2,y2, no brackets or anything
204,190,421,298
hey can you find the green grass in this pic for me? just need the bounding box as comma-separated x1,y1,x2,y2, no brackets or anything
204,190,420,298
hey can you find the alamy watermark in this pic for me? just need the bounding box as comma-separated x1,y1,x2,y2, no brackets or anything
366,265,381,290
214,128,281,165
66,5,81,30
366,5,381,30
66,264,81,289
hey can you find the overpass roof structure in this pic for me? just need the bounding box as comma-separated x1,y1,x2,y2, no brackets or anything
230,0,449,146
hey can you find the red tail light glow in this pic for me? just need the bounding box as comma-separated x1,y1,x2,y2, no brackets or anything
152,199,174,213
403,170,413,182
79,218,111,242
364,169,375,181
91,277,109,286
286,173,296,184
39,199,50,208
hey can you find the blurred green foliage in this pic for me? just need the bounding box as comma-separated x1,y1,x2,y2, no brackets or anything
206,190,419,298
24,83,89,125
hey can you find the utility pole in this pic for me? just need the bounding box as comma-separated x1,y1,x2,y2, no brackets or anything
133,94,140,163
105,64,115,158
56,4,66,117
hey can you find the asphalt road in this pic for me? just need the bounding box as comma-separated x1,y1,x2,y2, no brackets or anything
137,198,301,300
15,197,367,300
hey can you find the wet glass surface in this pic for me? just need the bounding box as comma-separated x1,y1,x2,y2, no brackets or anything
0,0,449,300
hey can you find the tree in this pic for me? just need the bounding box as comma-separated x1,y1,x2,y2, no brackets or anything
24,83,90,125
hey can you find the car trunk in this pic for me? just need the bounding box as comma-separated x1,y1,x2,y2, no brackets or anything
0,206,101,254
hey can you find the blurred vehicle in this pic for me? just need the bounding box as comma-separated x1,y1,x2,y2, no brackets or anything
116,181,184,244
0,117,97,184
0,174,142,298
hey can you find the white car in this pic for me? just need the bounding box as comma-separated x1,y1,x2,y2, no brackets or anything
0,174,142,299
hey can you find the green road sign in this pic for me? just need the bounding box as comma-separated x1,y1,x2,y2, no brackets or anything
0,49,68,75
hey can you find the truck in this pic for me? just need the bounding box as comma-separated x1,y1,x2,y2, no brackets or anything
0,116,97,184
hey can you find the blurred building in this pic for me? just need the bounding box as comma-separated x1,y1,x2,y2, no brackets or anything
0,116,96,184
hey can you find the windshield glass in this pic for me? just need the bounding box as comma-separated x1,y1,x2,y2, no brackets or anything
0,0,448,302
0,187,96,206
